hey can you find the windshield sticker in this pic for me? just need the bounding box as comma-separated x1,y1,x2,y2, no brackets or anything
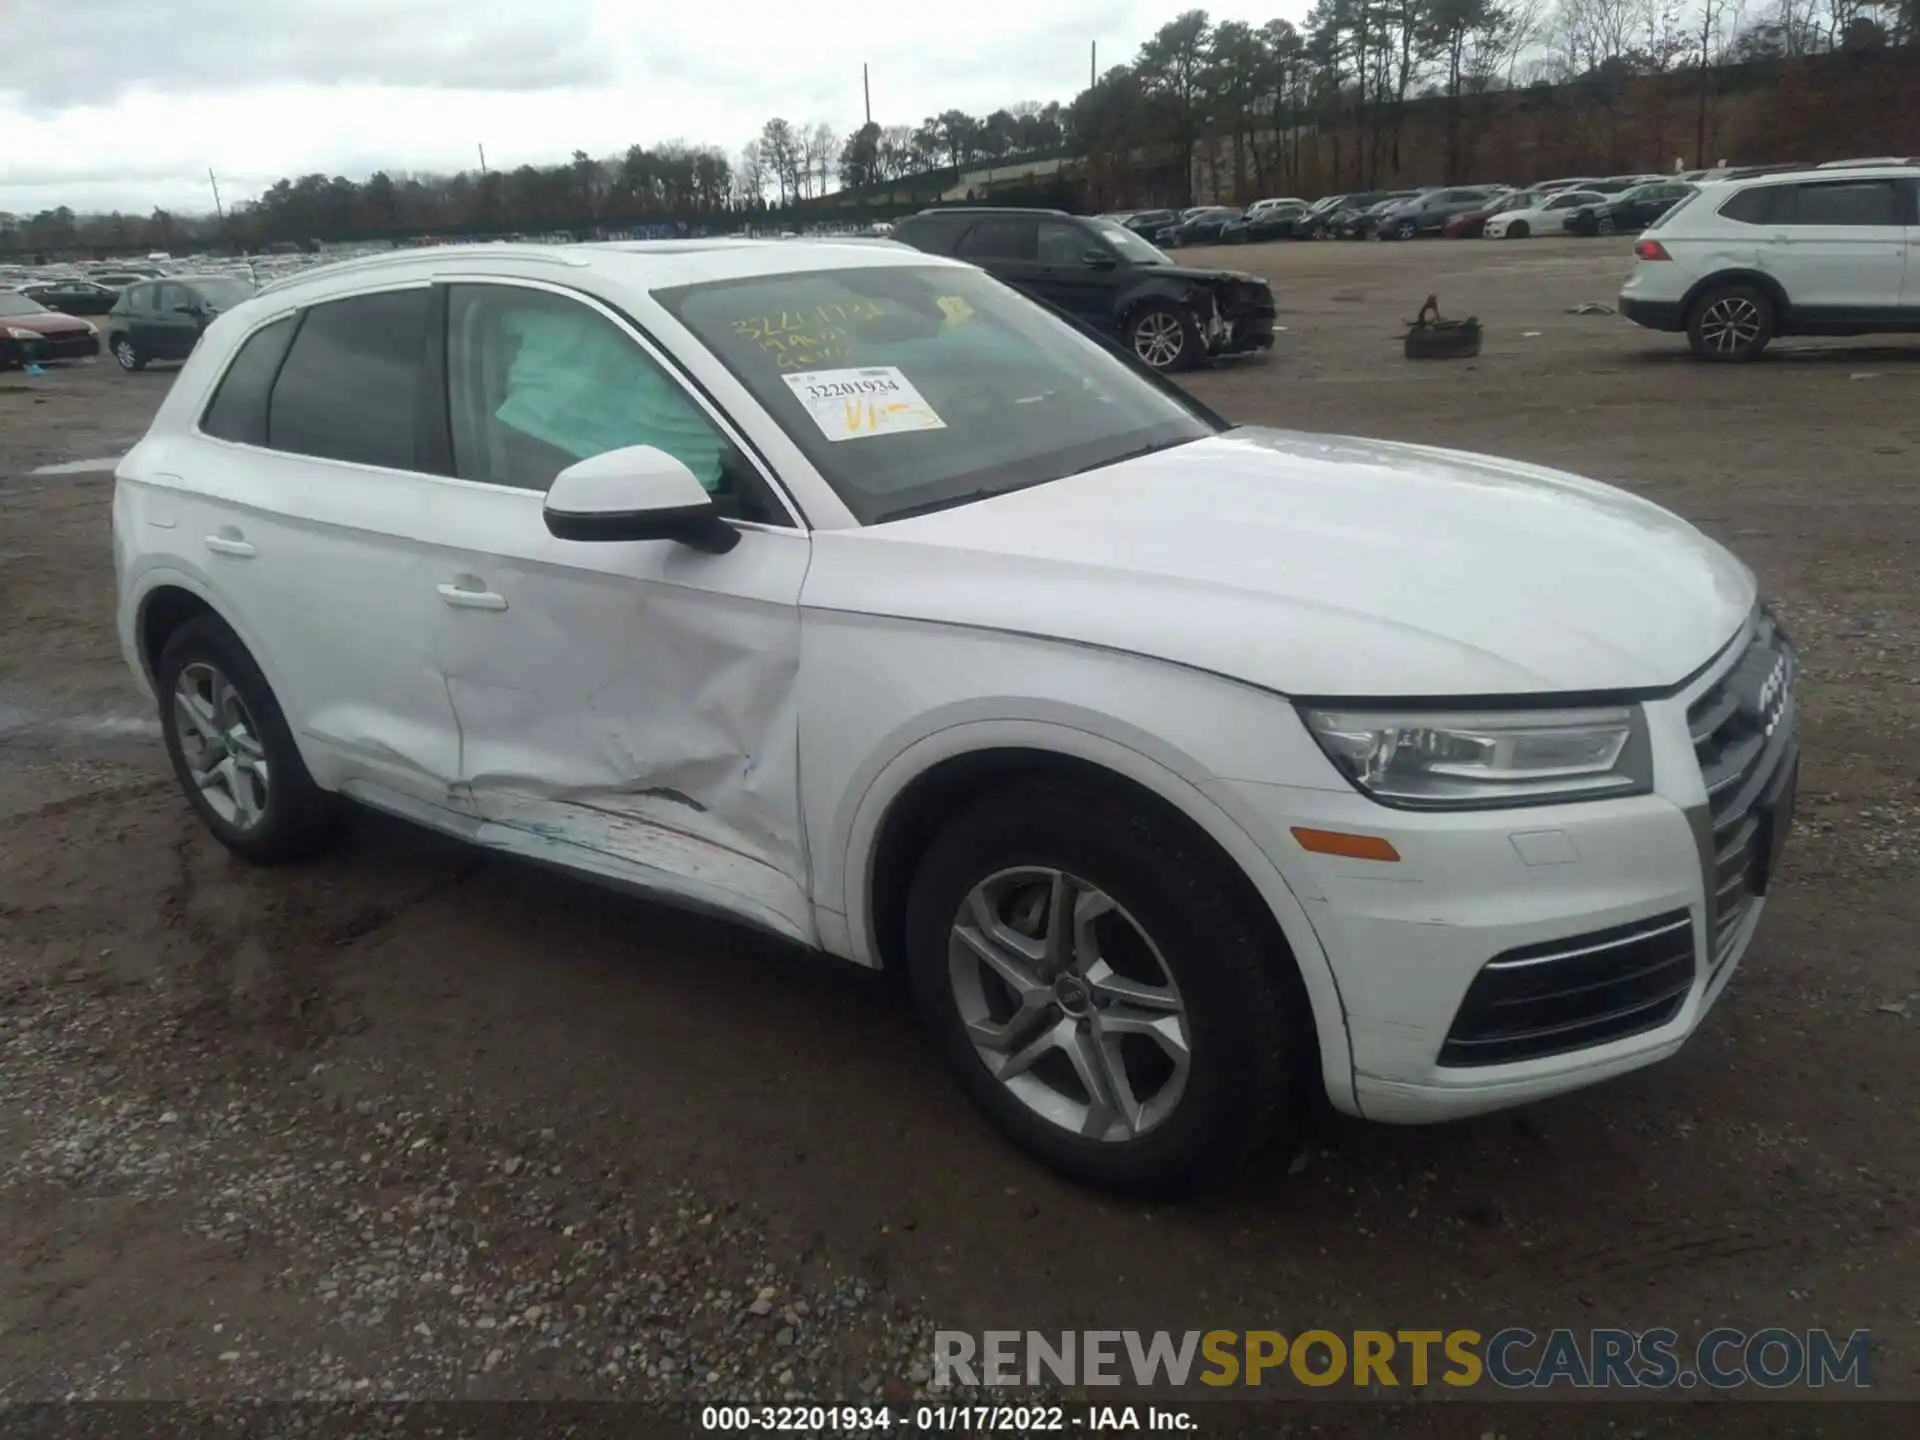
936,295,975,326
731,301,887,370
781,367,946,442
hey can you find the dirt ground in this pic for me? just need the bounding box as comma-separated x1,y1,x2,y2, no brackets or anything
2,236,1918,1422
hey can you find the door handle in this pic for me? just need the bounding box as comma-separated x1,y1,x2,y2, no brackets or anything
437,582,508,611
204,532,255,557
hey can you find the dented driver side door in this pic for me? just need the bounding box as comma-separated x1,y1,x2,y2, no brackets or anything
424,280,816,944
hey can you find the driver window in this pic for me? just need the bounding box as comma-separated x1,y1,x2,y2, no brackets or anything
444,284,782,524
1037,221,1090,264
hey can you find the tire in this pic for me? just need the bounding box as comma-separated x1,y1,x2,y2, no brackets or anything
1126,304,1199,373
903,780,1311,1196
1596,212,1616,235
111,334,145,372
1687,284,1776,362
1506,220,1530,239
1396,219,1418,240
156,616,344,863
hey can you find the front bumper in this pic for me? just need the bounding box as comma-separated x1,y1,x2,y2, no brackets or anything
1208,612,1797,1123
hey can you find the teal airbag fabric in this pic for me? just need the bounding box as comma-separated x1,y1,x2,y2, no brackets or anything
494,309,725,489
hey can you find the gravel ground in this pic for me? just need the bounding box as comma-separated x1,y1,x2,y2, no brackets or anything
2,236,1918,1429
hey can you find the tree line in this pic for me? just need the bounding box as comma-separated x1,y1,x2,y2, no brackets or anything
3,0,1912,256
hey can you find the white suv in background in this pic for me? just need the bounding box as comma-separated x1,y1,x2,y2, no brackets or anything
114,240,1798,1194
1620,164,1919,360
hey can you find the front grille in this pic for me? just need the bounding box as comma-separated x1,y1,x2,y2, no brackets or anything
35,331,100,360
1688,610,1798,970
1439,910,1695,1066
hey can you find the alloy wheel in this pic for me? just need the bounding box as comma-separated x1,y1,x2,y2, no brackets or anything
947,867,1191,1143
173,661,271,829
114,340,138,370
1699,296,1763,355
1132,312,1186,369
1597,212,1616,234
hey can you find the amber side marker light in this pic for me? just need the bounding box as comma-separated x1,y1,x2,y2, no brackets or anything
1290,827,1401,862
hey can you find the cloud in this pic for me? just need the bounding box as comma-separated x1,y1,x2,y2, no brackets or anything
0,0,1307,214
0,0,619,112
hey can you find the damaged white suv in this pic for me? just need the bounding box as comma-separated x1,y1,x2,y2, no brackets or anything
115,240,1798,1194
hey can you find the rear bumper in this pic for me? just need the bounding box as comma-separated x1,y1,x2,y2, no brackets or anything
1619,296,1686,332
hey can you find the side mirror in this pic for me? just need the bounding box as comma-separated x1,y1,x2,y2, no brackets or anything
542,445,739,553
1082,248,1119,269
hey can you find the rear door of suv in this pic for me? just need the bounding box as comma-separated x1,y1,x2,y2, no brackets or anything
185,286,465,803
1741,177,1911,318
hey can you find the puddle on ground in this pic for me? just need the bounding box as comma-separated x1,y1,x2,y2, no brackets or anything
0,700,160,743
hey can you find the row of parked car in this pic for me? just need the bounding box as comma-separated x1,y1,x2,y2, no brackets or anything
1106,156,1920,249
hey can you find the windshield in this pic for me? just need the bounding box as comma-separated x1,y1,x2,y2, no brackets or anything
1086,216,1169,266
184,277,256,308
0,292,50,317
655,264,1215,525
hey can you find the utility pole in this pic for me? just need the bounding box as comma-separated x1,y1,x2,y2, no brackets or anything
863,64,871,127
1090,41,1096,88
478,143,488,175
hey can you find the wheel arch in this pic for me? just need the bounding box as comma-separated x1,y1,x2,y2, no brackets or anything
841,723,1356,1112
1680,270,1790,326
128,573,312,769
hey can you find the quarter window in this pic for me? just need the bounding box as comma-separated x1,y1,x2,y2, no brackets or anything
200,315,298,446
444,284,781,523
266,288,430,471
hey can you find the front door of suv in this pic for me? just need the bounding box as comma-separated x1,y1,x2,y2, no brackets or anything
1754,177,1911,318
426,279,815,942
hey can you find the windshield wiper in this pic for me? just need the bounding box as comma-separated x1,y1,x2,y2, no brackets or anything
1069,435,1197,477
873,483,1039,524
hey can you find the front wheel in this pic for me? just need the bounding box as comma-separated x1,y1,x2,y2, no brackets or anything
1127,305,1198,372
905,781,1311,1196
1506,220,1530,239
1687,285,1776,362
1396,219,1418,240
111,335,145,372
1596,212,1616,235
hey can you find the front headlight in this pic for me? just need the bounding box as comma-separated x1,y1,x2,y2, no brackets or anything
1299,704,1652,809
5,326,38,340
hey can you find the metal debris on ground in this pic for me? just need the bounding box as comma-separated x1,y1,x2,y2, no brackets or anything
1403,294,1481,360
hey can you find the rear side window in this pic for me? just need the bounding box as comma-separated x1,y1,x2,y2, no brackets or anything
267,288,430,471
1779,180,1900,226
956,218,1036,261
200,315,297,446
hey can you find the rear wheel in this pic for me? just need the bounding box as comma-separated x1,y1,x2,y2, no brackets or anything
156,616,344,862
111,335,145,372
1687,284,1775,362
904,781,1311,1196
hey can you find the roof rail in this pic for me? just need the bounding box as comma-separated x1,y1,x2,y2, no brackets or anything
257,242,590,295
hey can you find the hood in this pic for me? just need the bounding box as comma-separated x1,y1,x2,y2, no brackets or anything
806,428,1755,698
4,309,90,335
1136,262,1265,287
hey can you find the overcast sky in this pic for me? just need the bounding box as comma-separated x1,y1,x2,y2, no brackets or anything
1,0,1309,217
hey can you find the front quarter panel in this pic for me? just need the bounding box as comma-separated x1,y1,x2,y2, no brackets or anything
796,601,1359,1113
